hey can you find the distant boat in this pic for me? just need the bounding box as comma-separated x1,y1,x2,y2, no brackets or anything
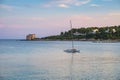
64,20,80,53
64,48,80,53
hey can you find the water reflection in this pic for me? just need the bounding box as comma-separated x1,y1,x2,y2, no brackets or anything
69,53,74,80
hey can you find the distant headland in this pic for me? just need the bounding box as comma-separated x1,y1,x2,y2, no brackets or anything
24,25,120,42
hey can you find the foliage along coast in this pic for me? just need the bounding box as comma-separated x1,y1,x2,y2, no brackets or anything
41,25,120,42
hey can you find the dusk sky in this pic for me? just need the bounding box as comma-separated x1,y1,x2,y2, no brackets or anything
0,0,120,39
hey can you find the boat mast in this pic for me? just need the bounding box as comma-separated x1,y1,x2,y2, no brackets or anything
70,20,74,49
64,20,80,53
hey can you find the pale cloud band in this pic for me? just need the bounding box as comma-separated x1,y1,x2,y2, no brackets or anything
58,4,69,8
0,0,115,10
42,0,91,8
0,0,91,9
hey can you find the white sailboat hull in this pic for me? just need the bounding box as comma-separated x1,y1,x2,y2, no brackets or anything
64,49,80,53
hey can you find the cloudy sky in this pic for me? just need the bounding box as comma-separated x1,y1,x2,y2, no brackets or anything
0,0,120,39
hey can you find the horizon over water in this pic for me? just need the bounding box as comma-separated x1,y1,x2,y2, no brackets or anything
0,40,120,80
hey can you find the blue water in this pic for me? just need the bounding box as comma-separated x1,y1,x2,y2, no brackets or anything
0,40,120,80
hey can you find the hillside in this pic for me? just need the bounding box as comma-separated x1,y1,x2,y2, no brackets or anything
41,25,120,41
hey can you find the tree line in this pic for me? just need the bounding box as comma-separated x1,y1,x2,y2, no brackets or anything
41,25,120,40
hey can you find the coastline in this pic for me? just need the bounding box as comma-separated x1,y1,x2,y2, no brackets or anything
19,39,120,43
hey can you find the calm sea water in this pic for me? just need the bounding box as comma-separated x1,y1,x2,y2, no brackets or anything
0,40,120,80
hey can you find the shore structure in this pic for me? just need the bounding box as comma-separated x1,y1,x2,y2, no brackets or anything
26,34,36,40
24,25,120,42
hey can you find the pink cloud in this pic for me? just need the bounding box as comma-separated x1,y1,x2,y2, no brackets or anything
0,23,5,28
65,13,120,27
1,12,120,30
71,15,92,20
108,12,120,16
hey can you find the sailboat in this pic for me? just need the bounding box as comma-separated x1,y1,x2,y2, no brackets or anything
64,20,80,53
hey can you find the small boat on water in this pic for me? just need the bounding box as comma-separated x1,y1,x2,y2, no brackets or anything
64,49,80,53
64,20,80,53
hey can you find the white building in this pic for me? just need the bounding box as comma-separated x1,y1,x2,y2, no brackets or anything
112,29,116,33
73,32,86,36
92,29,99,34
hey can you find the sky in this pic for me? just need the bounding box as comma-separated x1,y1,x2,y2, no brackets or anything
0,0,120,39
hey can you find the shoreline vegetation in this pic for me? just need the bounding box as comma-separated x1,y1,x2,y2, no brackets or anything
23,25,120,42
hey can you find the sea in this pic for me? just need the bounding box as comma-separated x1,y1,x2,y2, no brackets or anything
0,39,120,80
